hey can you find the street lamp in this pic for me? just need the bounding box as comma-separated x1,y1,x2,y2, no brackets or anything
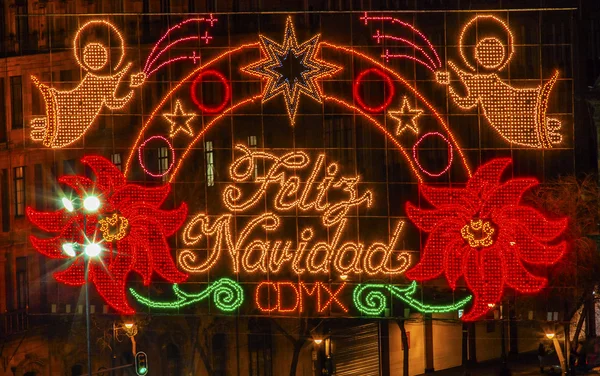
62,243,77,257
83,195,101,212
313,338,323,345
60,191,102,376
112,321,138,376
546,332,556,340
62,197,75,212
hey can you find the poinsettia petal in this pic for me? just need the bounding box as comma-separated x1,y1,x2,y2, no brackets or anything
419,184,477,212
466,158,511,198
502,246,547,293
406,203,468,232
513,229,566,265
482,178,538,217
81,155,126,192
497,206,567,242
405,221,462,281
461,246,504,321
131,219,188,283
110,184,172,209
59,175,96,196
90,262,135,315
444,241,467,289
125,203,188,237
29,218,84,258
27,207,70,233
119,233,152,285
54,258,86,285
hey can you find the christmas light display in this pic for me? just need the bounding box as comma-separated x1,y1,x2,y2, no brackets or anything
388,96,423,135
27,156,188,314
30,20,136,148
353,281,472,316
129,278,243,312
138,136,175,177
360,12,442,68
163,99,196,138
436,15,562,148
255,282,348,314
241,16,341,125
190,70,231,113
178,146,410,276
320,42,472,177
353,68,396,113
412,132,454,177
405,159,567,321
33,13,571,319
142,16,219,77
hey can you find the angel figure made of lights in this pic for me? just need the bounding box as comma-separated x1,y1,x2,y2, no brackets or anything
436,15,562,148
30,20,146,148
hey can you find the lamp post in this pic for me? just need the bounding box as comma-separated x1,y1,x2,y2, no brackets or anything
112,321,138,376
546,331,567,374
63,194,101,376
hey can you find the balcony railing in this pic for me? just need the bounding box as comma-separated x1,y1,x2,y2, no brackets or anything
1,308,29,336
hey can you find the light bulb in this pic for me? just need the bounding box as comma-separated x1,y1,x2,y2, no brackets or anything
62,243,77,257
62,197,74,212
84,242,101,257
83,195,100,212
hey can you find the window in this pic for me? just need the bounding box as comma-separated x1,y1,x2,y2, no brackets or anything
16,257,28,309
111,153,122,171
0,78,6,142
10,76,23,129
14,166,25,217
158,146,169,181
34,164,43,209
205,141,215,187
212,332,227,376
248,319,273,376
1,169,9,231
248,136,258,179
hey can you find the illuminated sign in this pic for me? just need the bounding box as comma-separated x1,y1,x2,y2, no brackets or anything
27,12,570,322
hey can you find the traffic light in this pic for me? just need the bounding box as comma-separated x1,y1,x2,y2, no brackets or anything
135,351,148,375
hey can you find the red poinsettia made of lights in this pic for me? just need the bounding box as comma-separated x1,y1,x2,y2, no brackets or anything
27,156,188,314
405,159,568,321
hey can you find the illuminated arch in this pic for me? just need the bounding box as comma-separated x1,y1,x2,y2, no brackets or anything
125,41,471,182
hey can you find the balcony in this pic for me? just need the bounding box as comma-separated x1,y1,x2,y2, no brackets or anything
1,308,29,337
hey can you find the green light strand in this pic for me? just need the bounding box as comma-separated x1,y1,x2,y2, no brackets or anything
353,281,472,316
129,277,244,312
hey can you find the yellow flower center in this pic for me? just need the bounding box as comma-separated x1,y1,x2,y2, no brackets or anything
461,219,495,248
99,213,129,242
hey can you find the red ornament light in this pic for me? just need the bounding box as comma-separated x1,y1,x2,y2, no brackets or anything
412,132,453,178
27,156,188,314
190,69,231,113
405,158,568,321
353,68,395,113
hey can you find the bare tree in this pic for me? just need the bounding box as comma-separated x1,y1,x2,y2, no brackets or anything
271,317,322,376
526,174,600,341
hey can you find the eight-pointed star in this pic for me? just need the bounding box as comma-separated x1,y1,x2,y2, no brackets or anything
389,96,423,135
242,16,341,125
164,99,196,138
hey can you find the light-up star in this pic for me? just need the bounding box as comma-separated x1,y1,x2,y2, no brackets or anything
163,99,196,137
388,96,423,135
241,16,341,125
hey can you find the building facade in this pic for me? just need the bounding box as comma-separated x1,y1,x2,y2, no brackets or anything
1,1,598,376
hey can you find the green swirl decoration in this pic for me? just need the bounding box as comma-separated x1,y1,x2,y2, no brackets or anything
129,277,244,312
353,281,472,316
